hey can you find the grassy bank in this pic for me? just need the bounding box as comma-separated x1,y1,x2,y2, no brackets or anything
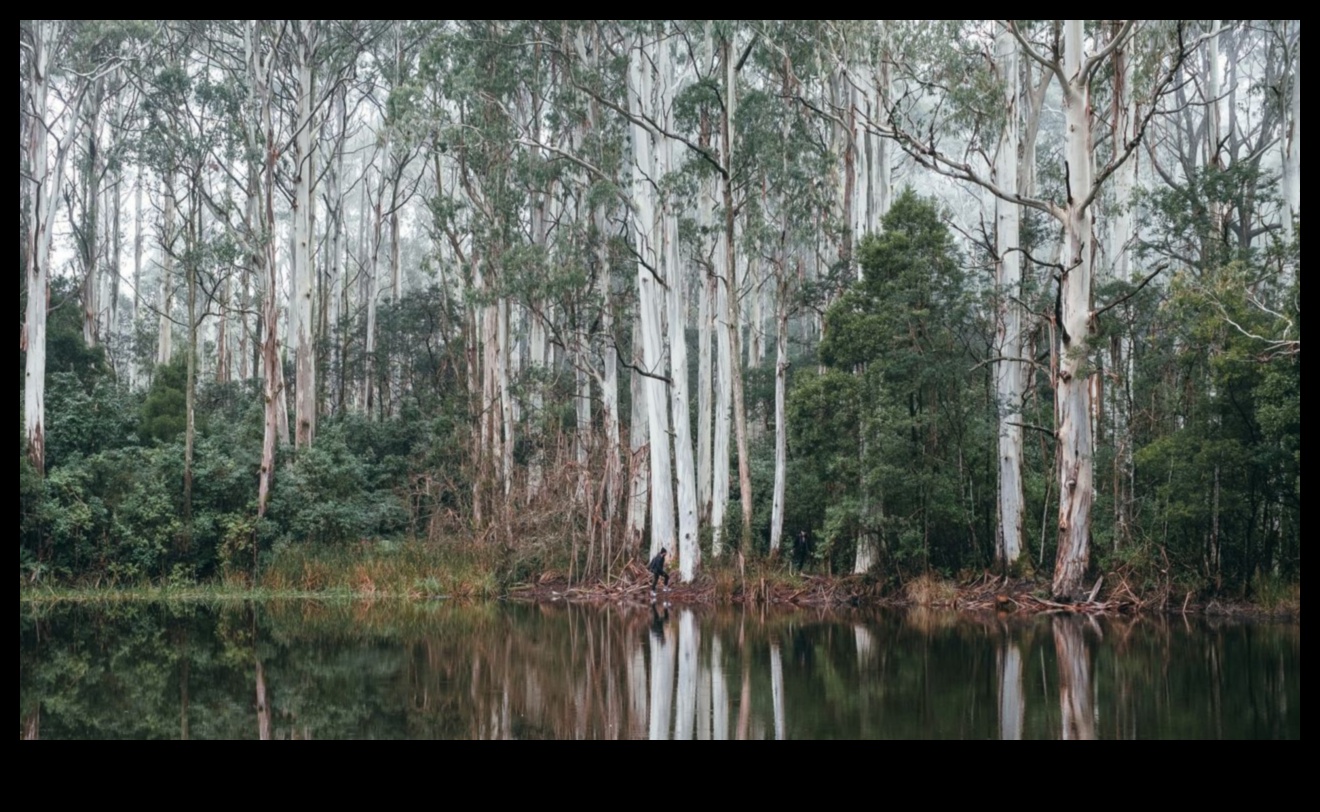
20,539,1301,617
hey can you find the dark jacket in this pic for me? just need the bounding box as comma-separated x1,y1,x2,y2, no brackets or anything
648,551,667,575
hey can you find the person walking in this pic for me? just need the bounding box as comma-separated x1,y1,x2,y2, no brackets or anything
648,548,670,599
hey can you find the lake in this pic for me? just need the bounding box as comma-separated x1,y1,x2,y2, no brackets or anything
19,600,1298,739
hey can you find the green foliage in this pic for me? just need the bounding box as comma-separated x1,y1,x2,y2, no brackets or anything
789,190,993,576
139,358,189,445
1122,255,1301,594
267,426,408,547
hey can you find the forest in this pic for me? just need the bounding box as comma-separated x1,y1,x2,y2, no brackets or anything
19,21,1300,604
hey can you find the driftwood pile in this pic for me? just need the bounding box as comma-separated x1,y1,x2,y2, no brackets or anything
956,572,1141,614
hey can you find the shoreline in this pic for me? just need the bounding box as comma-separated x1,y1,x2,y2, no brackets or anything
20,565,1300,620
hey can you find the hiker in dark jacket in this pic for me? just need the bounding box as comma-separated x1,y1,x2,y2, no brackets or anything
648,548,670,597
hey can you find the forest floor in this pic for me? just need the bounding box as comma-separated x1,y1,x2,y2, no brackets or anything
508,560,1300,619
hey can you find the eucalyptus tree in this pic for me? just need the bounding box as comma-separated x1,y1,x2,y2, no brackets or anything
22,21,129,474
360,21,429,418
1279,22,1299,238
625,23,679,565
134,20,274,532
288,20,320,447
739,25,837,554
887,21,1213,599
430,20,541,515
1143,21,1293,269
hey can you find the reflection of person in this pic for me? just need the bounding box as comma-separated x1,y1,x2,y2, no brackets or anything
648,548,670,598
650,603,670,636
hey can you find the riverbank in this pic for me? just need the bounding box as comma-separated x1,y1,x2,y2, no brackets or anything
20,540,1300,619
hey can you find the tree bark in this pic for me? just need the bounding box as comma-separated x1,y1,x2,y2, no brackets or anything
1052,20,1099,601
292,20,318,447
629,31,675,560
994,23,1025,567
158,172,176,366
723,38,753,546
1281,34,1300,237
769,274,789,553
22,20,62,474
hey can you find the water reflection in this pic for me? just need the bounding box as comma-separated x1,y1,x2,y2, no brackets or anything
19,601,1299,739
998,641,1024,741
1053,616,1095,740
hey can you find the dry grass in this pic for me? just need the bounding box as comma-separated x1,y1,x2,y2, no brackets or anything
904,572,958,607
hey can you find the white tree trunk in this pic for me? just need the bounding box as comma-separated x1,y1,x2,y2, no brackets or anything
498,297,513,497
627,318,650,552
697,198,714,522
80,82,104,349
253,19,281,517
659,85,700,579
22,20,65,473
1282,41,1300,237
769,278,789,553
724,40,754,546
1108,33,1139,551
292,20,317,447
363,142,388,415
1053,20,1098,601
711,214,732,556
132,169,144,385
994,23,1024,567
629,32,676,560
158,174,176,366
747,256,762,370
597,209,621,554
575,342,591,501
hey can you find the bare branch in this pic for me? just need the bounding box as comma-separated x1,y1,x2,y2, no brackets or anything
1006,21,1067,92
1091,262,1168,321
1082,20,1136,84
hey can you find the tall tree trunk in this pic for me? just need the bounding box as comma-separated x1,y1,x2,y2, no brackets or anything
723,37,753,546
132,168,145,385
664,129,700,581
22,20,66,474
1052,20,1099,601
1108,31,1138,551
499,297,514,498
697,192,714,523
363,146,387,416
593,203,621,565
184,179,198,546
627,318,650,552
81,78,104,349
1281,35,1300,238
292,20,318,447
711,217,732,556
107,112,123,374
994,23,1025,567
255,20,280,518
629,33,675,559
158,173,177,366
769,272,789,553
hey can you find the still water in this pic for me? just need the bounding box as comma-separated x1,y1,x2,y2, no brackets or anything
20,600,1298,739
